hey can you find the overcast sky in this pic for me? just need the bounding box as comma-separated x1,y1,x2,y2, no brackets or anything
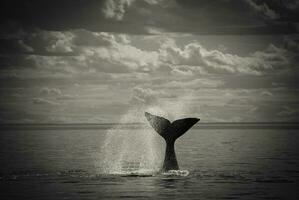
0,0,299,123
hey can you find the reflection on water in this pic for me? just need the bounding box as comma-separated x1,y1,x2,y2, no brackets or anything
0,128,299,199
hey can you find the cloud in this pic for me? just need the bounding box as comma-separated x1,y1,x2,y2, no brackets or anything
158,39,290,76
1,31,293,81
0,30,298,124
21,30,158,74
68,34,290,77
283,35,299,52
32,98,59,105
250,44,289,70
245,0,280,20
45,32,74,53
102,0,135,21
131,87,158,105
260,90,273,97
285,1,299,10
0,39,33,54
170,66,194,76
130,86,174,105
40,87,62,96
76,33,159,73
1,0,298,35
73,30,117,47
2,2,299,124
162,78,224,89
17,40,34,52
57,94,77,100
39,87,77,100
28,30,75,54
277,106,299,117
101,0,163,21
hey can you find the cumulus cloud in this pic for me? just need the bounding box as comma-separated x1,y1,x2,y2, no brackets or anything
2,1,299,124
45,32,74,53
75,33,291,76
3,28,293,108
25,31,156,74
102,0,135,21
131,87,158,105
101,0,163,21
14,30,292,78
27,30,75,54
130,86,175,105
250,44,289,70
159,39,290,75
20,31,153,74
2,30,297,124
77,34,159,73
2,28,296,109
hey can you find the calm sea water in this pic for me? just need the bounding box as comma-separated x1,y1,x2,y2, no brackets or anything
1,126,299,199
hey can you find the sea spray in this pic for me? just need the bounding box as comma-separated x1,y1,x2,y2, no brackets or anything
95,92,198,175
96,108,163,175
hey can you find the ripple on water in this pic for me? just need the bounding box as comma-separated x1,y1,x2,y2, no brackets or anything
162,170,190,177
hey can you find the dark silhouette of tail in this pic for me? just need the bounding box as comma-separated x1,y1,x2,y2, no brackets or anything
145,112,200,171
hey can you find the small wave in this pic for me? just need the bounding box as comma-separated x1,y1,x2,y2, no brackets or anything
112,169,157,177
254,178,294,183
162,170,189,177
120,173,155,177
99,161,159,177
100,169,190,177
0,169,94,181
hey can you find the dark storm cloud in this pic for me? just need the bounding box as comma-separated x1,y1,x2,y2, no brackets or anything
0,0,106,30
0,0,150,34
0,0,298,35
0,39,33,54
0,28,79,57
284,34,299,52
246,0,299,22
0,54,35,68
174,0,299,34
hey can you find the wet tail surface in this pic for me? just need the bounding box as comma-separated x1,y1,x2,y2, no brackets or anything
144,112,200,141
145,112,200,171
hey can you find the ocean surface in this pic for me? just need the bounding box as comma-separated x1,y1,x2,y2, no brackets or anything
1,124,299,200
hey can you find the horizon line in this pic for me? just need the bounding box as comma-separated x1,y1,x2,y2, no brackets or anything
2,122,299,130
1,122,299,125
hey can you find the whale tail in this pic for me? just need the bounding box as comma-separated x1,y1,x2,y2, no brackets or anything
145,112,200,171
145,112,200,142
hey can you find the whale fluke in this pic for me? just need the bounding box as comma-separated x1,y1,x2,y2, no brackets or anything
145,112,200,171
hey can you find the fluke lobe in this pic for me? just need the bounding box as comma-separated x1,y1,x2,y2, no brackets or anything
145,112,200,172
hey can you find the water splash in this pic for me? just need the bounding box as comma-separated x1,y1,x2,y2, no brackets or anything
162,170,190,177
96,108,163,175
95,91,197,175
